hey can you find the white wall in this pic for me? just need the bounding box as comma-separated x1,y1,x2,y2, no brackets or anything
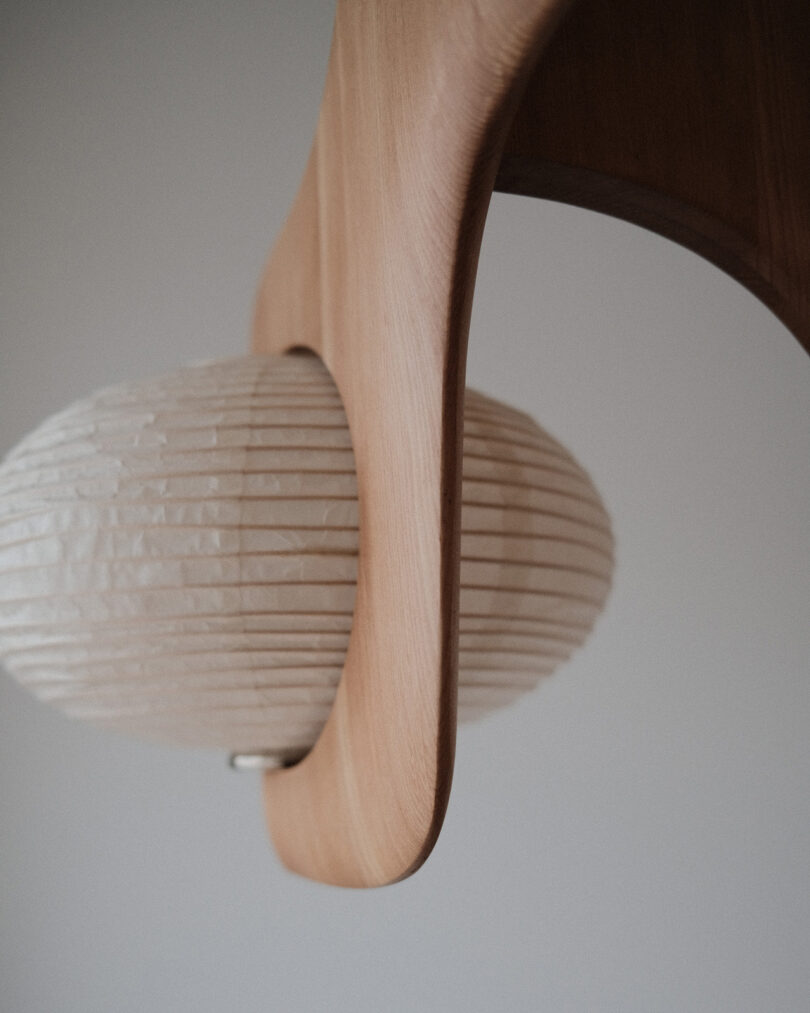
2,2,808,1010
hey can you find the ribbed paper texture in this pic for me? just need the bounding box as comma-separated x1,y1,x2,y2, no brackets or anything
0,355,613,757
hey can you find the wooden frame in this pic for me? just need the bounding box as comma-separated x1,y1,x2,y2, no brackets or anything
253,0,809,887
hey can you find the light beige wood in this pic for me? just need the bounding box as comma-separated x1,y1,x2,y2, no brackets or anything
0,354,612,762
252,0,572,884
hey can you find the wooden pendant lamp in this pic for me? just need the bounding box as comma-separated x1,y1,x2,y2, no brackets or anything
0,0,808,889
251,0,810,885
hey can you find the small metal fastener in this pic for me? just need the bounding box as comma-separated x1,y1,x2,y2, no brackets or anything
229,752,306,771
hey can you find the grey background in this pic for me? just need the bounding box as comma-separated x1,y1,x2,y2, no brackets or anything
1,2,808,1010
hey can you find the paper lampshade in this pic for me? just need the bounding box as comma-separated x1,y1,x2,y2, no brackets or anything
0,354,613,761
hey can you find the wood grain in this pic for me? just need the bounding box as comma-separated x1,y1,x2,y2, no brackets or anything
252,0,573,886
498,0,810,353
251,0,807,885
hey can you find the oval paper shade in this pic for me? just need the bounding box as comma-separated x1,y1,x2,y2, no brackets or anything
0,355,613,760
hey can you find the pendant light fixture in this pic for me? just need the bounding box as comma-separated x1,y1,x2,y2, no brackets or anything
1,0,807,888
0,353,613,764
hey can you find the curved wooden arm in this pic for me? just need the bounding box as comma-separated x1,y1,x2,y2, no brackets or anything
253,0,808,887
252,0,571,887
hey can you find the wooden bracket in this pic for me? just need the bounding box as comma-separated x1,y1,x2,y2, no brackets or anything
252,0,570,887
252,0,809,887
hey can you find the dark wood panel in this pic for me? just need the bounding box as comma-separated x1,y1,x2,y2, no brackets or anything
499,0,810,354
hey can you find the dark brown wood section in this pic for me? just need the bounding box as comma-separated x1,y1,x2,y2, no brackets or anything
498,0,810,355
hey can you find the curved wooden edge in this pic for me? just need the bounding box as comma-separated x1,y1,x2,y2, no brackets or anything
249,0,809,887
252,0,572,887
498,0,810,355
